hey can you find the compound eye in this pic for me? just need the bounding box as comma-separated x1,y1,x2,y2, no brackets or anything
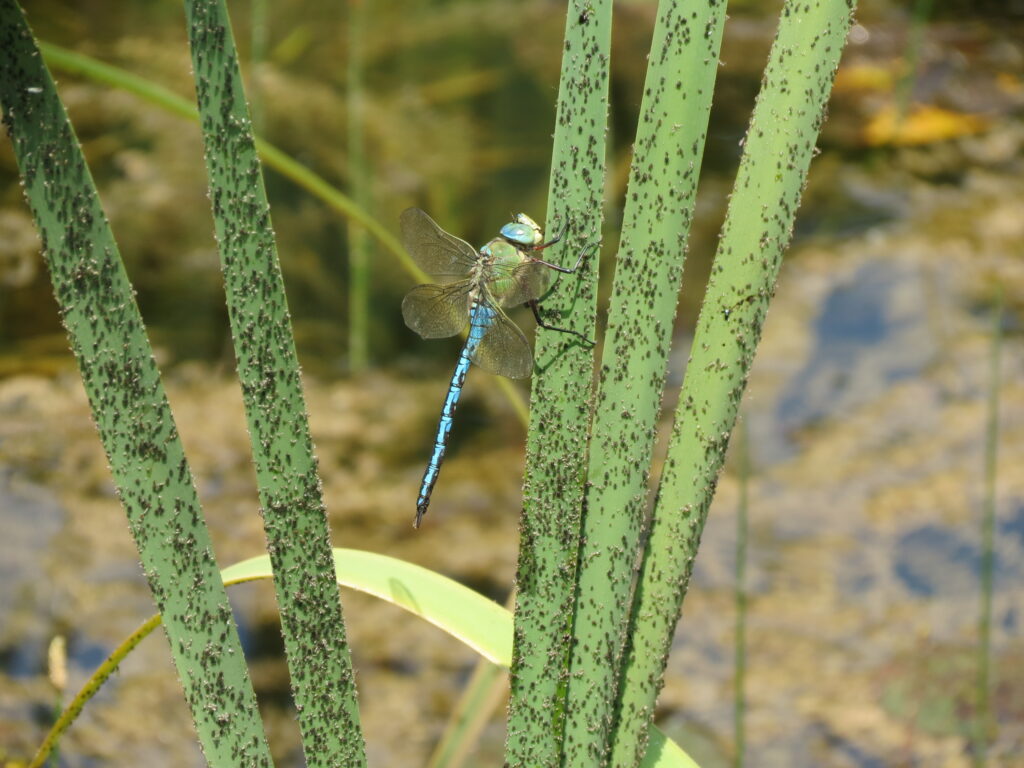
512,213,543,244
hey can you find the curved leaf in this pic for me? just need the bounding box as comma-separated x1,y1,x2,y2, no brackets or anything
35,549,698,768
222,549,513,665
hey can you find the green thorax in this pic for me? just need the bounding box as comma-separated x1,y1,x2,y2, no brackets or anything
478,238,528,301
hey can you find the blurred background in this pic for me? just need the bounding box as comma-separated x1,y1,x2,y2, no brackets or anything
0,0,1022,765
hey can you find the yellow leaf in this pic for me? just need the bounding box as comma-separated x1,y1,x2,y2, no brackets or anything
864,103,989,146
833,62,896,93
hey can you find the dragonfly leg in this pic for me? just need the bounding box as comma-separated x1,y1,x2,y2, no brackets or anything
527,299,595,346
535,219,569,250
530,239,600,274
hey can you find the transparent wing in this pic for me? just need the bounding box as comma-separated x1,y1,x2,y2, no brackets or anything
470,298,534,380
400,208,479,278
493,259,552,308
402,281,472,339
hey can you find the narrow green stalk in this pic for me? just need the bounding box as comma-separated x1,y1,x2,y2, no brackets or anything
426,661,508,768
504,1,611,765
895,0,933,124
563,2,728,764
45,636,66,768
47,696,61,768
611,2,856,764
429,591,516,768
733,419,749,768
29,615,164,768
346,0,370,372
973,289,1002,767
36,42,421,283
0,5,272,765
249,0,268,131
183,1,366,764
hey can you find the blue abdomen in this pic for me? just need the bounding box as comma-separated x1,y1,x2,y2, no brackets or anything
414,301,495,526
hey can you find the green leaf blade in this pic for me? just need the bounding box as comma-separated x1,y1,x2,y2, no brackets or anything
182,0,366,763
563,1,729,764
223,549,513,665
611,2,857,764
0,4,272,765
505,2,612,766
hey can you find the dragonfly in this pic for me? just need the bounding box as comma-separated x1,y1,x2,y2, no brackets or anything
400,207,594,527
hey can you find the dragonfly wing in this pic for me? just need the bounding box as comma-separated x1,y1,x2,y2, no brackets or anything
470,300,533,380
400,208,479,278
494,259,551,308
403,282,472,339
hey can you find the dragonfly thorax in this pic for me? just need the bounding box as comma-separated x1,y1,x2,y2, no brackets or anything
479,238,530,302
499,213,543,248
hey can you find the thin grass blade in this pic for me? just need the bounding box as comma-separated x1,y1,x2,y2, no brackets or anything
36,42,422,283
973,288,1002,765
733,418,749,768
346,0,371,372
425,661,508,768
427,591,517,768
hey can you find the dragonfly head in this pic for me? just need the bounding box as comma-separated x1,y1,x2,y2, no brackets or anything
499,213,543,248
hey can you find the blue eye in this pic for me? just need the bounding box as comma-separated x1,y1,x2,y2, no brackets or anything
500,222,539,246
